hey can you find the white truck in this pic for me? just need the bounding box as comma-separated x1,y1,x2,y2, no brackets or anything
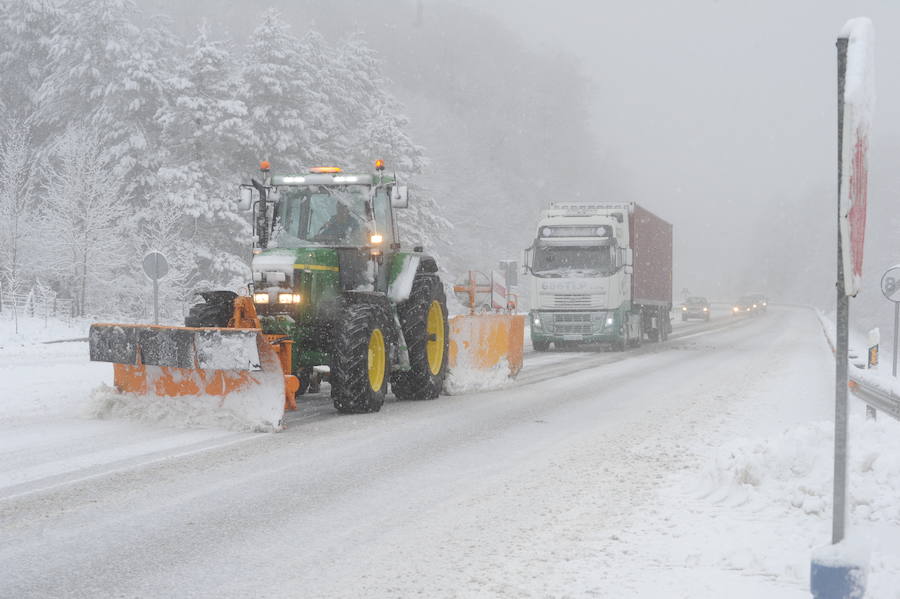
523,203,673,351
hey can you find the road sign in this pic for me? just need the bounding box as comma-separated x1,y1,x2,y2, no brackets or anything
142,251,168,325
880,265,900,302
142,251,169,281
838,18,874,298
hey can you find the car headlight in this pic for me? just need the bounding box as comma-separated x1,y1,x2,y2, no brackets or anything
682,306,687,311
703,307,708,312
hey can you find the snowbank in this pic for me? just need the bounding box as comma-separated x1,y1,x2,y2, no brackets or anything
87,383,284,433
444,357,515,395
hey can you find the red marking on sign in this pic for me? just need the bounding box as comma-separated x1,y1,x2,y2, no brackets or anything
848,129,868,279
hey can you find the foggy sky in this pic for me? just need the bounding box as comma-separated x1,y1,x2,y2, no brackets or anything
462,0,900,317
141,0,900,322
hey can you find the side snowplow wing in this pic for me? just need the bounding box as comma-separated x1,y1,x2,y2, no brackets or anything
89,323,298,430
448,313,525,378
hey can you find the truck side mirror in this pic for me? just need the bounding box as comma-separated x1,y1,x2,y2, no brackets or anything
624,248,633,267
391,185,409,209
238,187,254,211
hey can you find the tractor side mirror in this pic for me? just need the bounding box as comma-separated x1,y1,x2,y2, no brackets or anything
391,185,409,209
238,186,254,211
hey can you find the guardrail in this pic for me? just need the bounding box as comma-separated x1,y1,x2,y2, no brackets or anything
817,310,900,422
847,377,900,420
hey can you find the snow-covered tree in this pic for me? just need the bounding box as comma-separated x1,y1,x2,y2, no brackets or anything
37,0,177,195
39,126,130,316
238,10,331,171
0,117,35,325
335,33,446,251
0,0,61,123
156,23,253,287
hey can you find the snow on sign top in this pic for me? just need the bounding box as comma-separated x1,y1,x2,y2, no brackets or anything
838,17,875,297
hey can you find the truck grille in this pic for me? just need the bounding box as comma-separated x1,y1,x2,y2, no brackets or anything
550,313,592,335
548,294,604,309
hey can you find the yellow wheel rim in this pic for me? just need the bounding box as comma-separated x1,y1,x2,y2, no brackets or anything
368,328,386,391
426,300,445,375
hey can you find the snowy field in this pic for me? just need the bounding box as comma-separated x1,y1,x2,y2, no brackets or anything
1,306,898,598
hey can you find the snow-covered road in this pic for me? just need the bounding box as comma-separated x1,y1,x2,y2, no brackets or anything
2,307,897,598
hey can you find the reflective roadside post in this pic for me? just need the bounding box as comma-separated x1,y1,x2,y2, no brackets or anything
866,327,879,420
142,251,169,325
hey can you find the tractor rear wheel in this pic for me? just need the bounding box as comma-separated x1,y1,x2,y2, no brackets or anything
184,291,237,327
391,275,449,401
331,302,390,413
532,338,551,352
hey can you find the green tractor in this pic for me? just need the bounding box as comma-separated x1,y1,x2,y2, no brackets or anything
186,161,449,413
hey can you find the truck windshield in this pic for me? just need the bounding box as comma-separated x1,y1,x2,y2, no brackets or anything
271,185,370,247
532,245,613,277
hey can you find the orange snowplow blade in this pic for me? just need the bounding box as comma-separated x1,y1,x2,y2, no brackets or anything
89,320,299,429
448,313,525,377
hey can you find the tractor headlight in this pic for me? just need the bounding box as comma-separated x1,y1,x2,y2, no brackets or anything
278,293,302,304
253,292,270,304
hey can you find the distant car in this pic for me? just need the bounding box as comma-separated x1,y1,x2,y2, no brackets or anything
732,296,758,316
681,296,710,321
749,293,768,313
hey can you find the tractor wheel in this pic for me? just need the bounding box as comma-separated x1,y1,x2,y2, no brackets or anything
532,338,551,352
184,291,237,327
391,275,449,401
331,302,390,414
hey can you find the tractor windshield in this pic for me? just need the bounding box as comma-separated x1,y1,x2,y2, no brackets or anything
271,185,371,247
532,245,613,277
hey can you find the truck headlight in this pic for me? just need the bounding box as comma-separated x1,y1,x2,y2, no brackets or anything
532,313,541,328
606,317,614,326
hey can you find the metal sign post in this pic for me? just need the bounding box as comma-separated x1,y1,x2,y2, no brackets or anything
142,251,169,325
833,35,850,546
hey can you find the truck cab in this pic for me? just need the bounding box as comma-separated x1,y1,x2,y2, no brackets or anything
524,204,641,351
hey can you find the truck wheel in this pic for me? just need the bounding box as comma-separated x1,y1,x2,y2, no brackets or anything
184,291,237,327
331,302,390,413
391,275,448,401
532,338,551,352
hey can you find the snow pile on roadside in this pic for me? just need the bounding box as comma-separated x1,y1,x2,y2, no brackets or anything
701,416,900,524
677,413,900,596
87,384,284,433
444,358,515,395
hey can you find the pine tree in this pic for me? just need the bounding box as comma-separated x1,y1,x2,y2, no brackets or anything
336,33,447,253
156,23,253,288
238,10,333,171
36,0,177,196
0,0,62,123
